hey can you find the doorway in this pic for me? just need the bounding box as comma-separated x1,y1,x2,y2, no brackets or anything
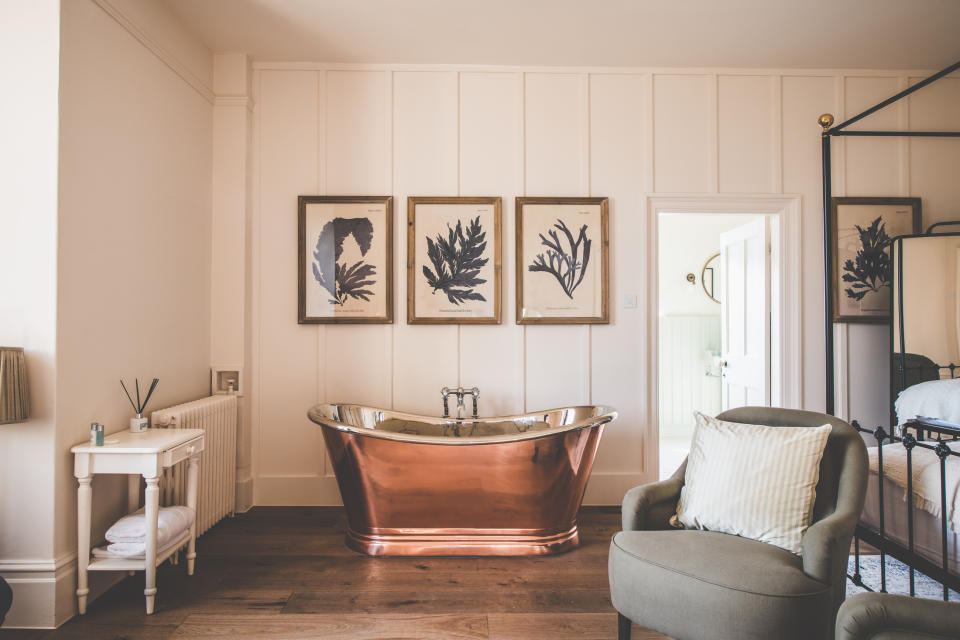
656,212,779,479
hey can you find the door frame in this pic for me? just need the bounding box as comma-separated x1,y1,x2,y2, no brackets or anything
646,194,803,479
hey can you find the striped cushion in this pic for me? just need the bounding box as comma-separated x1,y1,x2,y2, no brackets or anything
673,412,832,554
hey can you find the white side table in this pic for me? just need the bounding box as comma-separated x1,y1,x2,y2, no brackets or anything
71,428,204,615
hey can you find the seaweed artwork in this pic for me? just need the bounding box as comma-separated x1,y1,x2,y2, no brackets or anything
528,219,592,299
422,216,488,305
842,216,892,301
312,217,376,305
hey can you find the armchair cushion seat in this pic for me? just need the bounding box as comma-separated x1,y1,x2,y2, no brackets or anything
610,529,833,640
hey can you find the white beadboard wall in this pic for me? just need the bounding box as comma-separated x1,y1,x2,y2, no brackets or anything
659,316,722,437
248,65,960,505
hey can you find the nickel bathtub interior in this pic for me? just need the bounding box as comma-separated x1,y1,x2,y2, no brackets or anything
308,397,617,556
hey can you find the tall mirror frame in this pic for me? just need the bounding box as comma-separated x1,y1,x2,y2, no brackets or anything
890,225,960,431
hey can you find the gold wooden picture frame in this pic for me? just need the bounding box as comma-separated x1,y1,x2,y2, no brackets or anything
298,195,394,324
830,196,921,324
407,196,502,325
516,197,609,324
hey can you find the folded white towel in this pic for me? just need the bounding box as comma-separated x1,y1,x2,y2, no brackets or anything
105,506,195,547
106,536,188,558
92,535,185,560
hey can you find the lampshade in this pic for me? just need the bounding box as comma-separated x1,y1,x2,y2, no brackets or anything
0,347,29,424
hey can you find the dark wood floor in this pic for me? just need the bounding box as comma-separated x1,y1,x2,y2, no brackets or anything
1,507,671,639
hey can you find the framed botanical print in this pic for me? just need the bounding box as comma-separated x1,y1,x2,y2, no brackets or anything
407,196,501,324
830,196,922,323
516,197,609,324
298,195,393,324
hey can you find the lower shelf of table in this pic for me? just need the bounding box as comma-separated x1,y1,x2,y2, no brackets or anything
86,530,191,571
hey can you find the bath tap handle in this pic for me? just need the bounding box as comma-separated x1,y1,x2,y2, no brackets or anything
469,388,479,419
441,387,451,418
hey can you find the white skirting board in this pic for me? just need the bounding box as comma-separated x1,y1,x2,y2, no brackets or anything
0,554,121,629
582,472,648,506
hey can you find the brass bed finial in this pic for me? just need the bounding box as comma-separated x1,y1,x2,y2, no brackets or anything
818,113,834,132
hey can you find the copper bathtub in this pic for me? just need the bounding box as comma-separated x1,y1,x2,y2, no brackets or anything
308,403,617,556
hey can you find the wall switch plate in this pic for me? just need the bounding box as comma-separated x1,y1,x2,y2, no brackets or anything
211,366,243,396
623,294,638,309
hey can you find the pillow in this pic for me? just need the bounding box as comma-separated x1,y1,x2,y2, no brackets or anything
672,412,832,554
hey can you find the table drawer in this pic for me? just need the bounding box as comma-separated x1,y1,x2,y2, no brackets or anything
163,436,204,466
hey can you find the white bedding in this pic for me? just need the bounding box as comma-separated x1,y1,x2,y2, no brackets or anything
868,442,960,531
895,378,960,426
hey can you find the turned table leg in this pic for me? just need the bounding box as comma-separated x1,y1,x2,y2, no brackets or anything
143,476,160,614
185,454,200,575
76,476,92,615
127,474,140,575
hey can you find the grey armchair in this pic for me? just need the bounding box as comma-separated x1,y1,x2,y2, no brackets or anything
609,407,868,640
836,592,960,640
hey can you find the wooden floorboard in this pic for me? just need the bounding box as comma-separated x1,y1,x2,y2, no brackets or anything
172,613,490,639
487,614,668,640
0,507,670,639
283,587,613,614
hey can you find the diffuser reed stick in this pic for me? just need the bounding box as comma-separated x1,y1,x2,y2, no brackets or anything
141,378,159,414
120,380,137,413
120,377,160,415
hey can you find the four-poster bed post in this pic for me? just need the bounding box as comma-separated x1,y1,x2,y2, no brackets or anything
819,58,960,415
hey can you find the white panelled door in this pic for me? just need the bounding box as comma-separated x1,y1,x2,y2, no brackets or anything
720,217,771,410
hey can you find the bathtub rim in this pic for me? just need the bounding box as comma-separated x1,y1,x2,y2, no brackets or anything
307,403,617,446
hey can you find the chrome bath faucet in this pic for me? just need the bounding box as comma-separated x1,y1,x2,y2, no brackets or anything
441,386,479,420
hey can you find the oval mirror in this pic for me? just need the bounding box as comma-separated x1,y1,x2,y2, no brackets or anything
701,253,720,304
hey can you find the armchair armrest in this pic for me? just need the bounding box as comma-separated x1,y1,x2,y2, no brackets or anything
836,592,960,640
800,507,860,584
622,464,685,531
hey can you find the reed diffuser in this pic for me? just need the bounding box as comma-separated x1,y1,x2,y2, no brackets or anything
121,377,159,432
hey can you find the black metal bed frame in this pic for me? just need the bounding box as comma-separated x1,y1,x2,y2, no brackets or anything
847,230,960,600
819,61,960,600
849,417,960,600
820,59,960,417
856,227,960,599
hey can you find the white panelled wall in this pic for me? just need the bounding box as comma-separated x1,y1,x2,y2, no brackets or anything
245,65,960,506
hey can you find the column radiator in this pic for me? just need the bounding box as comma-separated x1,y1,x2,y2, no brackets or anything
152,394,237,536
